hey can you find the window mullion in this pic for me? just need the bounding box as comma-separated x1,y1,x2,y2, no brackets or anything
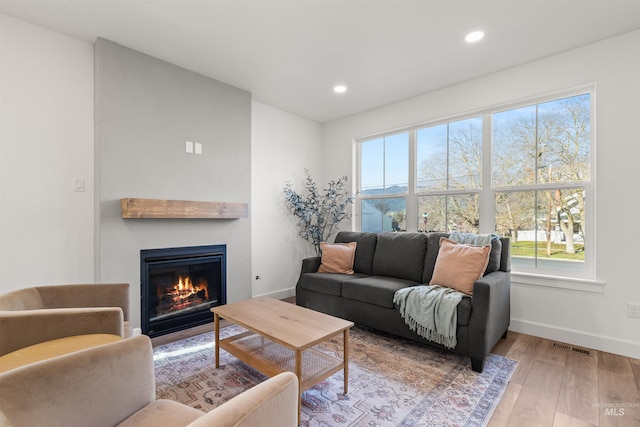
406,130,417,232
381,137,386,232
479,113,494,234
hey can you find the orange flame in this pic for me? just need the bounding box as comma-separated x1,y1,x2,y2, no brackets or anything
170,275,208,304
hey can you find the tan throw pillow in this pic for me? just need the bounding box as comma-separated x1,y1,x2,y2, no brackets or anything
318,242,357,274
429,237,491,295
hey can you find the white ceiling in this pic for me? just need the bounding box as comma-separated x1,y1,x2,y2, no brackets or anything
2,1,640,123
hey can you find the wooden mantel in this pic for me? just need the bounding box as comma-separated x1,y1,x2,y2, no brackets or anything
120,198,248,219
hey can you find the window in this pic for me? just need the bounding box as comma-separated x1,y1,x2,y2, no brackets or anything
357,90,593,278
493,94,590,273
359,132,408,232
416,117,482,233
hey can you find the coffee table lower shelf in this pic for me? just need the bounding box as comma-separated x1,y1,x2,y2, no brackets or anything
219,331,345,391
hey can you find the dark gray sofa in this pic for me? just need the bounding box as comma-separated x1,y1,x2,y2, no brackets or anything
296,231,510,372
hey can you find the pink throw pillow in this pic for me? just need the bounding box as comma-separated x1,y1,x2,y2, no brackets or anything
429,237,491,295
318,242,357,274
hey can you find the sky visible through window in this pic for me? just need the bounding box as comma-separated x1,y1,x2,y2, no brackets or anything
359,92,591,274
361,94,590,195
361,133,408,193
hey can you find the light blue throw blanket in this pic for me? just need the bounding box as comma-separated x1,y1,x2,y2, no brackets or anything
393,285,464,349
449,231,499,246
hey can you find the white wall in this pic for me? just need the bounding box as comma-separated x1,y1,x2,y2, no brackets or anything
95,39,253,328
0,15,95,292
251,101,323,298
322,30,640,358
0,15,318,307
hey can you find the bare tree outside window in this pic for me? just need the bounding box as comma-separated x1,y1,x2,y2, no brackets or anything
357,91,591,276
493,94,590,270
417,117,482,233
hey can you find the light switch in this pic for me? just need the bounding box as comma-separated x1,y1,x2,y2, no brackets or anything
195,142,202,155
185,141,194,153
73,178,85,192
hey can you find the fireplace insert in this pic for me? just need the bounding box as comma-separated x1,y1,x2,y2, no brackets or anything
140,244,226,337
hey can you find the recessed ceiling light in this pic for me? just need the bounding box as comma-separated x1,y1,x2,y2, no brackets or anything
333,85,347,93
465,30,485,43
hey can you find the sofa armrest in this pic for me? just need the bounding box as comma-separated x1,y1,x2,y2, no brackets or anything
186,372,299,427
299,257,321,275
35,283,130,321
0,307,124,356
296,257,322,307
0,336,155,427
468,271,511,361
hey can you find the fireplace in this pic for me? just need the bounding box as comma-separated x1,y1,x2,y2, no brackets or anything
140,244,226,337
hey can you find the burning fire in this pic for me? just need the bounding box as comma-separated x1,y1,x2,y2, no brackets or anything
167,276,208,311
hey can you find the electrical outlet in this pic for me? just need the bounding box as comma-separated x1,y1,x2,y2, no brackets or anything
628,303,640,319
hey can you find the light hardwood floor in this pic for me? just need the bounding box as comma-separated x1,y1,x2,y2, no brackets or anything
152,298,640,426
489,331,640,426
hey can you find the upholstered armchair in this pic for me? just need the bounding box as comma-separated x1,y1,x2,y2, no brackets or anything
0,336,299,427
0,283,130,356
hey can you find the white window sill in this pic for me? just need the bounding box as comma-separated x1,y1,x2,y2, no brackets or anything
511,271,605,293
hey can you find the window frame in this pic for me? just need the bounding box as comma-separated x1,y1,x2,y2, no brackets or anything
356,131,411,233
356,86,596,281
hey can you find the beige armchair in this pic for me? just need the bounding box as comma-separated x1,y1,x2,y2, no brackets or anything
0,283,130,356
0,335,299,427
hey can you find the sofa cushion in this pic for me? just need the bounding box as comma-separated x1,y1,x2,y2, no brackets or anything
299,272,366,296
498,237,511,272
429,238,491,295
422,232,450,283
334,231,378,275
484,238,503,275
318,242,357,274
342,277,420,309
372,232,427,283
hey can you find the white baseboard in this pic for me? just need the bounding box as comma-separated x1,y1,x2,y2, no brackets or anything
510,318,640,359
253,287,296,301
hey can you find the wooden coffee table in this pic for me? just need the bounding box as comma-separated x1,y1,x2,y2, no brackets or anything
211,296,353,422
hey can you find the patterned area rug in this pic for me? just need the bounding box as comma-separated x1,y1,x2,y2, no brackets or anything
154,326,517,427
